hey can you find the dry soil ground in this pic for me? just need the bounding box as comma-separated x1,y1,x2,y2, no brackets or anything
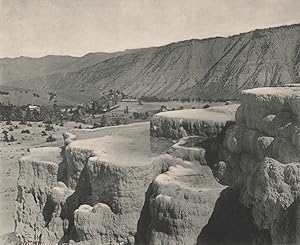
0,121,89,235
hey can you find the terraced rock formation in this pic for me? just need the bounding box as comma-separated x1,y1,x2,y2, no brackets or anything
14,89,300,244
14,116,226,244
150,105,237,140
207,86,300,244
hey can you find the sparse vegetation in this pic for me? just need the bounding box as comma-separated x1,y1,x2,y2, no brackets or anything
21,129,30,134
45,124,54,131
46,135,56,142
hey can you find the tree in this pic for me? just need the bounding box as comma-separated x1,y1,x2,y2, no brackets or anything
2,130,8,142
100,115,107,127
10,135,15,142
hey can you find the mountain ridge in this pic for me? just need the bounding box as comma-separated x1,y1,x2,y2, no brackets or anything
1,23,299,100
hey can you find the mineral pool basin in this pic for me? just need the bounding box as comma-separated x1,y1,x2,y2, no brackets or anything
175,136,208,148
168,136,208,163
21,147,62,163
68,122,174,166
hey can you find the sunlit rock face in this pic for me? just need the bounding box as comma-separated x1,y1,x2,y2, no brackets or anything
135,163,224,245
14,123,178,244
14,147,72,244
209,87,300,245
150,105,238,140
14,116,229,244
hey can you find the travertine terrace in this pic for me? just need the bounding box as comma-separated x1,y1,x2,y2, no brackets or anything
150,104,238,140
14,116,226,244
209,86,300,244
13,87,300,244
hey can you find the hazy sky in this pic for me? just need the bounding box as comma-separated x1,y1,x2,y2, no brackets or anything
1,0,300,58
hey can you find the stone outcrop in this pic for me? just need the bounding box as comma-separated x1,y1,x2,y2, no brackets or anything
150,105,237,140
167,136,207,163
14,123,186,244
14,115,228,244
14,147,71,244
14,90,300,245
208,87,300,244
136,162,223,245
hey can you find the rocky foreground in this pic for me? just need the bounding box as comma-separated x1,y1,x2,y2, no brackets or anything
208,86,300,244
10,87,300,244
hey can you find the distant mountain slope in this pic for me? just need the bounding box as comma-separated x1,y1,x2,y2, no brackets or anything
188,24,300,100
1,24,300,100
0,51,132,88
0,55,77,85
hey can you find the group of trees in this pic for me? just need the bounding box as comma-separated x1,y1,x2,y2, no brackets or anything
0,91,10,95
2,130,15,142
0,103,62,123
139,95,203,103
139,96,170,102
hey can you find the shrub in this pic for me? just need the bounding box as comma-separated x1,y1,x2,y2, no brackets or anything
115,118,121,125
21,129,30,134
202,104,210,109
46,135,56,142
45,124,54,131
225,101,230,105
92,123,99,129
6,120,12,125
8,127,14,131
19,120,27,125
27,122,32,127
44,120,53,124
10,135,15,142
41,131,47,136
100,116,107,127
2,131,8,142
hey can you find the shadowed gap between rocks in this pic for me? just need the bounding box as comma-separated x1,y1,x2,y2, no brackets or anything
197,188,272,245
58,163,93,244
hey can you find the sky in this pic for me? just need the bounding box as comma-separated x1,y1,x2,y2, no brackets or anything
0,0,300,58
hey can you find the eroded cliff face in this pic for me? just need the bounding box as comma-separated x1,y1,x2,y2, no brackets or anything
135,163,223,245
14,118,226,244
15,147,70,244
208,87,300,244
14,91,300,245
150,105,237,140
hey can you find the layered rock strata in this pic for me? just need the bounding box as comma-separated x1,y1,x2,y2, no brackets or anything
136,162,223,245
15,115,228,244
150,105,237,140
14,123,181,244
15,147,72,244
209,87,300,245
